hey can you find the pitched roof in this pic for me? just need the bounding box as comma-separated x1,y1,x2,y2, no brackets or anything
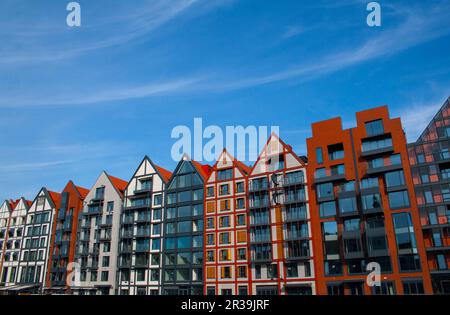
47,190,62,207
75,185,90,199
106,173,128,194
191,159,213,180
154,164,173,182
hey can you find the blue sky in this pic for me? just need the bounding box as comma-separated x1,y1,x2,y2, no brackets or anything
0,0,449,201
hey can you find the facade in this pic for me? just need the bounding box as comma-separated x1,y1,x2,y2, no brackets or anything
247,134,315,295
407,97,450,294
18,189,61,294
306,106,433,295
117,156,172,295
0,198,31,293
161,155,212,295
72,172,127,295
0,200,14,285
204,150,252,295
46,181,89,294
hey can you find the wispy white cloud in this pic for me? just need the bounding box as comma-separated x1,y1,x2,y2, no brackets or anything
282,25,306,39
203,1,450,91
0,160,74,172
0,0,202,64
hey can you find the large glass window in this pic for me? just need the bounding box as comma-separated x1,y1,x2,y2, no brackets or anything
361,194,382,211
338,197,357,215
365,119,384,136
319,201,336,218
317,183,334,199
385,171,405,188
388,190,410,209
316,148,324,164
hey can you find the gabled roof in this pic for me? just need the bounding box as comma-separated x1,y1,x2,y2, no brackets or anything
11,197,32,211
191,159,213,180
154,164,173,183
105,172,128,198
63,180,89,199
211,149,252,178
250,132,306,175
45,188,61,209
75,185,89,199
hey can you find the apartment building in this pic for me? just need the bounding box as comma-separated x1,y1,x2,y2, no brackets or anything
0,200,14,284
306,106,433,295
161,155,212,295
247,134,315,295
17,188,61,294
0,198,31,293
72,172,127,295
407,97,450,294
46,181,89,294
117,156,172,295
204,150,252,295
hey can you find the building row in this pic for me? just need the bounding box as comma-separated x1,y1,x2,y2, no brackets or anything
0,100,449,295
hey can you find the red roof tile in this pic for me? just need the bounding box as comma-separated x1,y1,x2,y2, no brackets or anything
106,174,128,193
154,164,173,183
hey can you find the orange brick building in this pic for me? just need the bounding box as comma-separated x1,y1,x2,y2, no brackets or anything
307,106,432,295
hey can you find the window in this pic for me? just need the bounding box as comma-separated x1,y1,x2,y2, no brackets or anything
365,119,384,136
107,201,114,213
315,168,326,179
361,194,382,211
316,148,323,164
177,236,191,249
372,282,396,295
338,197,357,215
236,182,245,193
343,219,360,232
238,266,247,278
361,136,392,152
331,164,345,176
238,286,248,295
101,271,109,281
206,218,214,229
324,261,342,276
437,254,447,270
286,263,298,278
219,232,230,244
320,201,336,218
95,187,105,199
236,198,245,209
328,143,344,160
102,256,110,267
388,190,410,209
403,280,424,295
219,216,230,228
219,184,230,196
218,169,232,181
236,214,245,226
361,177,379,189
237,248,246,260
154,194,162,206
385,171,405,188
317,183,334,199
206,186,214,197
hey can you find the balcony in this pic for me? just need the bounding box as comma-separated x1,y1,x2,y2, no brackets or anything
122,217,135,225
120,230,134,239
248,198,269,209
99,233,112,241
426,245,450,252
135,215,151,223
118,259,132,268
133,186,153,195
99,218,113,227
360,135,394,158
119,245,132,254
248,180,269,192
85,205,103,216
314,166,346,185
136,229,151,238
366,163,402,176
57,210,66,220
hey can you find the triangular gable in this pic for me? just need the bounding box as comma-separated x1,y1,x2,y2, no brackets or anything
250,132,305,175
168,155,212,185
125,156,173,192
29,187,60,210
416,97,450,143
208,149,251,182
